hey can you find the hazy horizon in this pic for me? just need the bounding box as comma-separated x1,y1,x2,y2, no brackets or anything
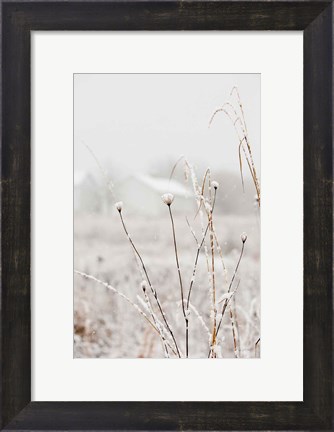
74,74,260,181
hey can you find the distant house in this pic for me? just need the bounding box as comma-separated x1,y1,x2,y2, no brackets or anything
74,169,257,216
116,174,194,216
74,172,101,213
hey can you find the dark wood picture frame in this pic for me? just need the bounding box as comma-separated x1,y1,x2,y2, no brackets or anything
1,1,333,430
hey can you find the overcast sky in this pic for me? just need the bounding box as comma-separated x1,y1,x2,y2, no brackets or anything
74,74,260,179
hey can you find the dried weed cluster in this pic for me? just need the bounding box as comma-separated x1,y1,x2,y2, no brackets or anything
75,88,260,359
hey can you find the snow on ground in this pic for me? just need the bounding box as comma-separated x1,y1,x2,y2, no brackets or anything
74,210,260,359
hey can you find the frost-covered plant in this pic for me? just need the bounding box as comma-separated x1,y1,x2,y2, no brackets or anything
75,88,260,359
209,87,261,206
76,163,249,358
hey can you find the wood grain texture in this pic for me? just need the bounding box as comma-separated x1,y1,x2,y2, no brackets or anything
304,2,333,427
0,401,328,430
3,1,330,30
1,2,31,429
1,1,333,431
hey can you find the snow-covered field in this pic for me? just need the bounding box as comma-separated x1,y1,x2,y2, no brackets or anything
74,208,260,359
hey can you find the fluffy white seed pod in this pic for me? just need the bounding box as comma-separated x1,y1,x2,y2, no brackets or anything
161,193,174,206
115,201,123,212
211,180,219,190
241,232,247,243
140,280,147,291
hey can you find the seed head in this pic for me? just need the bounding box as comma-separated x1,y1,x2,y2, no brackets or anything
161,193,174,206
241,232,247,243
115,201,123,212
140,280,147,291
212,180,219,190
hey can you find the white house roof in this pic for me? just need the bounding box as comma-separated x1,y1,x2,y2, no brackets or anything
129,173,190,197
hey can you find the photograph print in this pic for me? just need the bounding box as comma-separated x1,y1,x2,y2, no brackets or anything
74,73,260,359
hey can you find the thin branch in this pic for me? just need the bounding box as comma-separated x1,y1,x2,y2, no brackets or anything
168,204,188,357
229,305,238,358
233,294,241,354
209,92,261,206
255,337,261,357
208,203,217,355
186,190,217,308
118,209,181,358
216,241,245,340
168,154,184,184
186,189,217,357
75,270,158,335
136,294,178,357
208,240,245,358
84,142,115,201
141,284,169,358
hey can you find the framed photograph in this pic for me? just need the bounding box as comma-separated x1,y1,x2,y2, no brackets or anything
1,1,332,430
73,72,261,362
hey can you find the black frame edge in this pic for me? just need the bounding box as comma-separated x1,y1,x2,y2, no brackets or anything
1,1,333,431
304,1,333,428
1,0,32,429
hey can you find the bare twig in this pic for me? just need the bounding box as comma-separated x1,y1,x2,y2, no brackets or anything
84,142,115,201
233,294,241,354
255,337,261,357
137,294,178,357
186,189,217,308
208,89,261,206
229,305,239,358
117,208,181,358
216,240,246,340
75,270,158,335
167,204,188,357
208,198,217,354
141,282,169,358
